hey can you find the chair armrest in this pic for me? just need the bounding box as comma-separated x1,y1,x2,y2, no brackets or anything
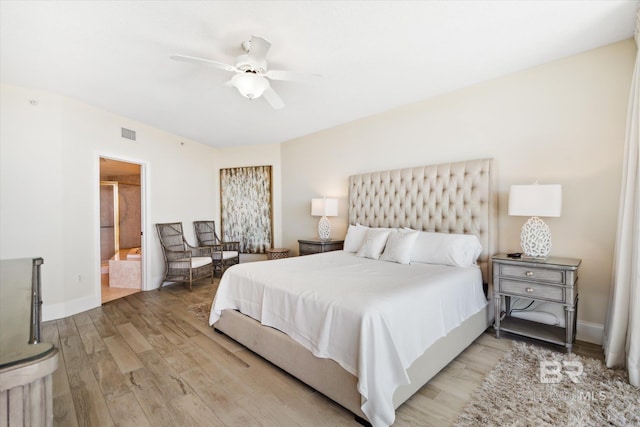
221,241,240,252
165,249,191,261
182,240,212,256
203,244,224,261
165,250,194,269
190,246,214,258
199,243,223,251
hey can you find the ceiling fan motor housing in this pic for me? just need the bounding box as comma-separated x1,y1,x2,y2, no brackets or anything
235,54,267,75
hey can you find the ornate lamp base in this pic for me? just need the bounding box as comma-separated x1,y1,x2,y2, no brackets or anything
520,216,552,259
318,216,331,240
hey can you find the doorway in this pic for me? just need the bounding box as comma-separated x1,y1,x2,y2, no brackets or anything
99,157,143,303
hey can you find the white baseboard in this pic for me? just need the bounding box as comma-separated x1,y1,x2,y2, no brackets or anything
576,320,604,345
42,293,101,322
239,253,268,263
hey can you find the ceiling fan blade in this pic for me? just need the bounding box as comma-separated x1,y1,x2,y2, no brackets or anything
266,69,321,83
262,86,284,110
170,54,238,73
247,35,271,64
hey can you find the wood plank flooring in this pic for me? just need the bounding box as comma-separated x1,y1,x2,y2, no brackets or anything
44,278,603,426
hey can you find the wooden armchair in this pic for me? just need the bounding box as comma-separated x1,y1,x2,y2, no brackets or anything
193,220,240,276
155,222,215,291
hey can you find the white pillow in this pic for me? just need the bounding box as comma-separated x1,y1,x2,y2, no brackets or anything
343,223,369,252
380,229,420,264
356,228,391,260
408,230,483,267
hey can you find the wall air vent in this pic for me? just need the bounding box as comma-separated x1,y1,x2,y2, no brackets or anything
121,127,136,141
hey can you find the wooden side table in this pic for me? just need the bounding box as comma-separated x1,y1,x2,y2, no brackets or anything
266,248,289,260
492,254,581,352
298,239,344,256
1,350,58,427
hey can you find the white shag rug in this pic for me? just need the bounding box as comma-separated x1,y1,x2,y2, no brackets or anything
454,341,640,426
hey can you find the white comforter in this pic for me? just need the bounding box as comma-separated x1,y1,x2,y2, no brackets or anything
209,251,487,427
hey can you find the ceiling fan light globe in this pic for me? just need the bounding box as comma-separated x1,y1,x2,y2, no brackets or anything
233,73,269,99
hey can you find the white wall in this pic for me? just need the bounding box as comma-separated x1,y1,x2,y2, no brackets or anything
280,40,637,343
0,84,219,321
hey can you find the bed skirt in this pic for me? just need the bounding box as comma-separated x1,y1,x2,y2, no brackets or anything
214,305,490,422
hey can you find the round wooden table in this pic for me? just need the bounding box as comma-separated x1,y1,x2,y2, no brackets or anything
266,248,289,260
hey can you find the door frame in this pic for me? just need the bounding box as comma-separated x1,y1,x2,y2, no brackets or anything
96,154,149,295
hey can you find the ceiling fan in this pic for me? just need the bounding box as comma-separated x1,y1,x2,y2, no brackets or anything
171,35,317,109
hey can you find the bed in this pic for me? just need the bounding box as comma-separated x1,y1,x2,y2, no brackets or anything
209,158,497,426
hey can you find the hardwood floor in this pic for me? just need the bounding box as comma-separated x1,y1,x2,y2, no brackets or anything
45,278,603,426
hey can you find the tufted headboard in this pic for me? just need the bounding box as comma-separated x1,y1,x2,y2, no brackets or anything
348,158,497,284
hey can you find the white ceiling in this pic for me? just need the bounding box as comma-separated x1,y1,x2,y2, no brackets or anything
1,1,638,148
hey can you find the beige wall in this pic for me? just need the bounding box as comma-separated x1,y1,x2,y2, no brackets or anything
280,39,636,341
0,84,219,320
1,39,634,339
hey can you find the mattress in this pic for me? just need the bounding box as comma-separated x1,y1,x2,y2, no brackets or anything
209,251,487,426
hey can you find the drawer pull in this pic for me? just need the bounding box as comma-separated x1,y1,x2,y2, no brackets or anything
526,288,534,293
525,271,534,277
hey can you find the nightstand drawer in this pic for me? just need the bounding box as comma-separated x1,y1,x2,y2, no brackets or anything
499,279,565,302
299,243,318,254
499,264,565,284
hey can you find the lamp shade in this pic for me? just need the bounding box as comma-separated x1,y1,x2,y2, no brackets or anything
508,184,562,218
311,198,338,217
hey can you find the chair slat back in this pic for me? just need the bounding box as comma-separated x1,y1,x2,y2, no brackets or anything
194,221,220,246
156,223,187,253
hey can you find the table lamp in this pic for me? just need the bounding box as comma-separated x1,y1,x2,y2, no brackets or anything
508,184,562,259
311,197,338,240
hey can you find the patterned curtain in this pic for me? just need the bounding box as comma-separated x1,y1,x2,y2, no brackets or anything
220,166,273,254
